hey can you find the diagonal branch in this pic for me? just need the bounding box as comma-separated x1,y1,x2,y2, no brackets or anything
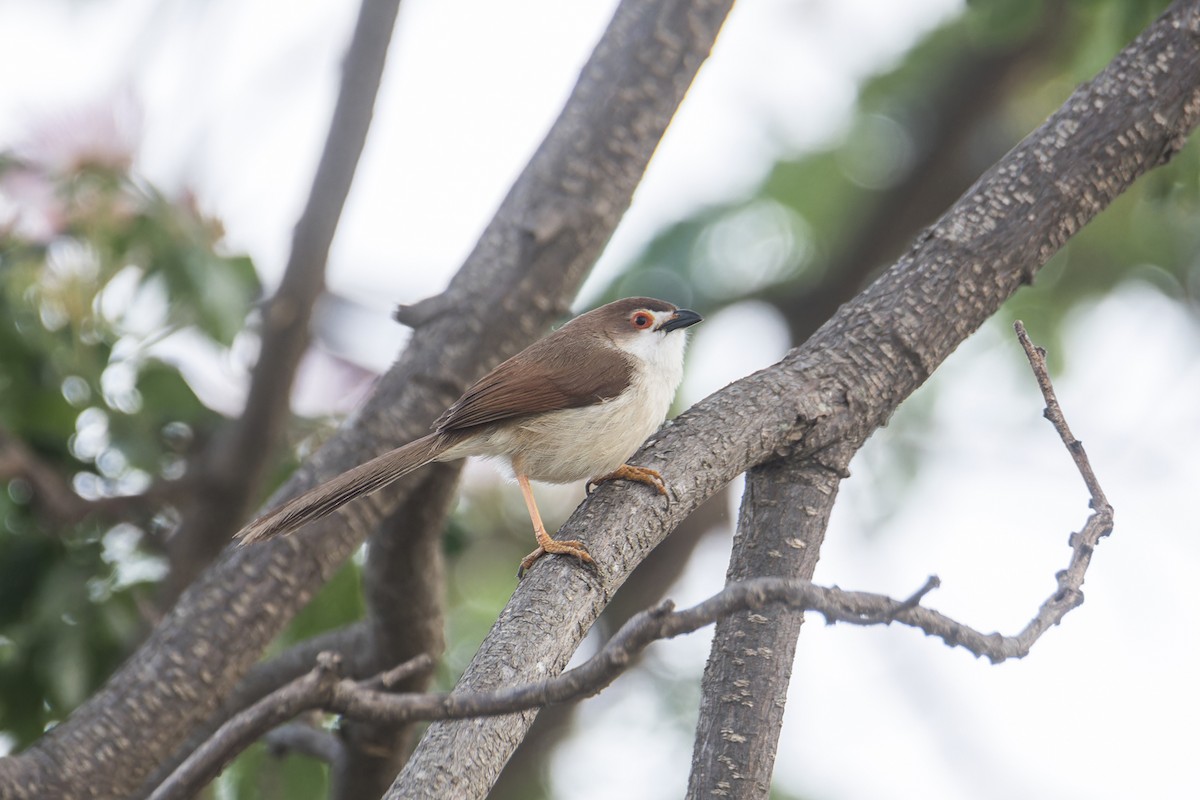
390,3,1200,797
159,0,404,603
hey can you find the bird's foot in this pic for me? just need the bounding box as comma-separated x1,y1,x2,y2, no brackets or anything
517,530,595,579
586,464,667,497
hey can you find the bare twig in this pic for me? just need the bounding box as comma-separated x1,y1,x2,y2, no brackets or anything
1010,321,1115,645
1015,321,1111,509
361,654,438,691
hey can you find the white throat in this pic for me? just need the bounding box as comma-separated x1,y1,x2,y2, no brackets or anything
615,327,689,411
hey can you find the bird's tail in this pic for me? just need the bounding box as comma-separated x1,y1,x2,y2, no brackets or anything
237,433,450,545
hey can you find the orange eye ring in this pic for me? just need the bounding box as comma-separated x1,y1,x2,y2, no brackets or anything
631,312,654,330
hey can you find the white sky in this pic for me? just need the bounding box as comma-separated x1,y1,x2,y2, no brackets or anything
2,1,1198,799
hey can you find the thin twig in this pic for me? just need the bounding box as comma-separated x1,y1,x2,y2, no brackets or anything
1010,320,1115,650
360,653,437,692
1014,321,1111,509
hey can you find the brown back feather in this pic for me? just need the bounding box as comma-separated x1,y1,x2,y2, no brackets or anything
435,332,634,433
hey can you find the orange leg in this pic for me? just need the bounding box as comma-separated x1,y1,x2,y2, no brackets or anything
586,463,667,497
516,473,594,578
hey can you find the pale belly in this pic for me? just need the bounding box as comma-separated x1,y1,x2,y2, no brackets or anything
453,384,672,484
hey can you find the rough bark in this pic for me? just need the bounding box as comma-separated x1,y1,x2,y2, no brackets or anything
386,3,1200,798
133,622,374,798
686,448,850,797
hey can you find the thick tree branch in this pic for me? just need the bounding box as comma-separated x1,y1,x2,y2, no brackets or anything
159,0,404,604
390,4,1200,796
688,446,849,798
492,492,729,799
0,0,735,795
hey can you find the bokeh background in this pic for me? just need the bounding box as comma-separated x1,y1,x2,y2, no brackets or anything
1,0,1198,797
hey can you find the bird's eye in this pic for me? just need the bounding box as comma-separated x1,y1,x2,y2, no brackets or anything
631,312,654,330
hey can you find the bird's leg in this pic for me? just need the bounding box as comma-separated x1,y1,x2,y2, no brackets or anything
585,464,667,497
516,473,594,578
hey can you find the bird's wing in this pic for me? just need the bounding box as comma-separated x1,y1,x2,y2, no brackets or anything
435,335,633,432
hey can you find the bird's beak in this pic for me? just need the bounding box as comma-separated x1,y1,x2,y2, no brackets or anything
659,308,703,332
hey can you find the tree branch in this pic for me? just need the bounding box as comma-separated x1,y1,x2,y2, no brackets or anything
158,0,404,604
149,653,435,800
389,3,1200,796
688,446,850,798
492,491,729,799
1010,321,1114,647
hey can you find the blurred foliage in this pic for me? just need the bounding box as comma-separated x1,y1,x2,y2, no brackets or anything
2,0,1199,798
0,148,260,745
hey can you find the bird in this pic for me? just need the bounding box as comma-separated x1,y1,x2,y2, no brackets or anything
237,297,702,576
